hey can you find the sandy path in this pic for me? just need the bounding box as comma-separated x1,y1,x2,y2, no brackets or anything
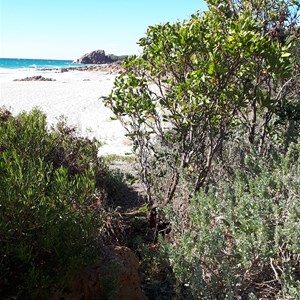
0,70,132,156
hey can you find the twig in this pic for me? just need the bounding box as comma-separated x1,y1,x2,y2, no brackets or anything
270,258,280,282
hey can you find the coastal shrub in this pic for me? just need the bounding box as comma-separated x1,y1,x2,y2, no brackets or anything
161,144,300,299
0,109,107,298
104,0,298,207
49,116,108,187
102,0,300,298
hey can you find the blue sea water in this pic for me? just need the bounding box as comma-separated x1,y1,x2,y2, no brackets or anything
0,58,84,69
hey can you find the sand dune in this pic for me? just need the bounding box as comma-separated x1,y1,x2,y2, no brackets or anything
0,69,132,156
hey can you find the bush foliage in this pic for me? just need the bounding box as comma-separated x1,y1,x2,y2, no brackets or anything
0,109,107,298
163,145,300,298
104,0,299,207
1,0,299,298
104,0,300,298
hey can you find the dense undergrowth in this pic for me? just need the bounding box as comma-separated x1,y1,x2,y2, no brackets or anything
161,146,300,299
134,144,300,299
0,108,125,299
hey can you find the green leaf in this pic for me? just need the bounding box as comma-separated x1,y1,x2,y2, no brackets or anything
207,62,215,75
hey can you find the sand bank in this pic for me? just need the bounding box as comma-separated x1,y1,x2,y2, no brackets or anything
0,69,132,156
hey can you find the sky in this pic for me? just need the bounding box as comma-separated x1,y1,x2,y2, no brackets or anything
0,0,207,60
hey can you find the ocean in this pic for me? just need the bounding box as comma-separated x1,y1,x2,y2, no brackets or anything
0,58,83,69
0,58,92,82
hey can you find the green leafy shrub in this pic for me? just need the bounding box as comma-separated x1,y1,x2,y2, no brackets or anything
162,144,300,299
104,1,296,207
101,1,300,298
0,109,107,298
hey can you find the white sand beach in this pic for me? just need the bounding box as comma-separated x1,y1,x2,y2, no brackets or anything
0,68,132,156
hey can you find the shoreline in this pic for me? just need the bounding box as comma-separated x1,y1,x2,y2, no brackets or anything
0,67,132,156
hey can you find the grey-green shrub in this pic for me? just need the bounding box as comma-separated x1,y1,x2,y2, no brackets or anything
0,109,106,298
161,144,300,299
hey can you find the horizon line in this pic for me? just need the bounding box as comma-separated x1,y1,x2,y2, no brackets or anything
0,57,75,61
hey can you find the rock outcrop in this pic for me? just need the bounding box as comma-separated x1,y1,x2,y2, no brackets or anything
77,50,113,64
66,63,123,74
112,246,147,300
14,75,56,81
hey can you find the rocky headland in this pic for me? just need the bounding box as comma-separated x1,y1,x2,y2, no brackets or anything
75,49,128,65
76,49,113,64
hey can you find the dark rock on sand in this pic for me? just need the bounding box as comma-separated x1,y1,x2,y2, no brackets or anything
14,75,56,81
65,63,124,74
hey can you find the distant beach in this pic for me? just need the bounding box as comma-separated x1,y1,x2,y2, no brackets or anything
0,58,131,156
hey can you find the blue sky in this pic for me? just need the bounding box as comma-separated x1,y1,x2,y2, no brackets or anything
0,0,207,60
